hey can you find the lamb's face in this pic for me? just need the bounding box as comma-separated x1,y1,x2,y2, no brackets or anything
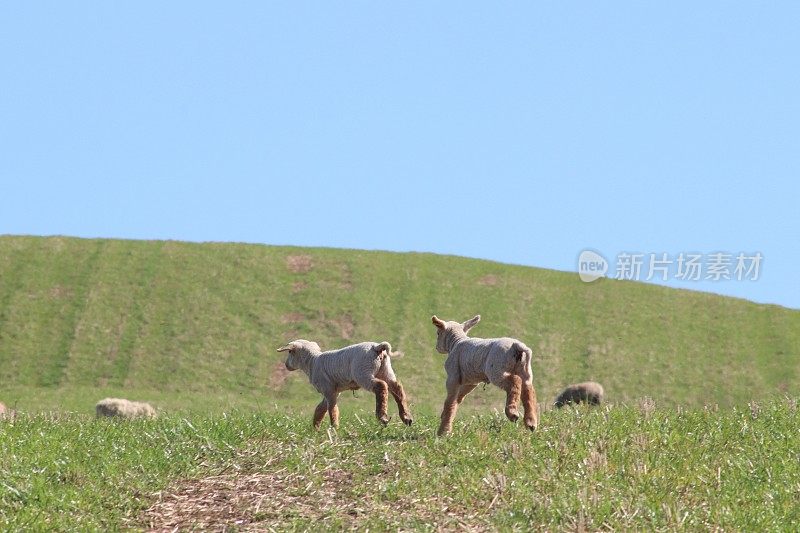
277,340,321,371
284,350,299,371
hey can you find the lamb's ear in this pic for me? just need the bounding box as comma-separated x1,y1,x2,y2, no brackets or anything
462,314,481,332
276,343,294,352
432,315,445,329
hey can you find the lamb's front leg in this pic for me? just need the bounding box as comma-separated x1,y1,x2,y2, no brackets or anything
312,399,328,430
325,392,340,428
457,382,478,403
371,378,390,426
437,380,461,436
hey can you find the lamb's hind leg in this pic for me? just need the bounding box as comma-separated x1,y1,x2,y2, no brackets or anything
371,378,391,426
518,363,538,430
500,374,522,423
387,379,413,425
521,379,539,430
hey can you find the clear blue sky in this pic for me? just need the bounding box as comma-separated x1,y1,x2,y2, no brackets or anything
1,3,798,308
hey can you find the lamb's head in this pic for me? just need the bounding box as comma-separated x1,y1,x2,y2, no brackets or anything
276,339,322,371
431,314,481,353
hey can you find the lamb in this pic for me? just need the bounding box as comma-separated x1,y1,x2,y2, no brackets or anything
431,315,538,436
0,402,17,421
277,339,413,429
95,398,157,419
553,382,604,408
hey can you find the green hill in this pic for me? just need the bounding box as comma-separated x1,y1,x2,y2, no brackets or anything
0,235,798,414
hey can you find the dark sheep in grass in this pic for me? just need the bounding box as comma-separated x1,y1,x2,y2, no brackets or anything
554,382,604,408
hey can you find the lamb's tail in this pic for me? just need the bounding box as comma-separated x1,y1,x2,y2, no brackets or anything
512,341,532,369
374,341,392,360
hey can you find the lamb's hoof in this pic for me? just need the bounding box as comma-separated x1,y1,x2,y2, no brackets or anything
505,408,520,423
525,419,538,431
379,415,391,426
402,416,413,426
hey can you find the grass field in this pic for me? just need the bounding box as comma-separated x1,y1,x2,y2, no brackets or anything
1,401,798,531
1,235,799,530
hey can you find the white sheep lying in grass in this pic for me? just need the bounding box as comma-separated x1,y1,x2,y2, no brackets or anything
277,339,413,429
432,315,538,436
95,398,157,419
0,402,17,421
554,382,604,408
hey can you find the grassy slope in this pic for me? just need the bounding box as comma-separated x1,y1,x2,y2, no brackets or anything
0,235,798,416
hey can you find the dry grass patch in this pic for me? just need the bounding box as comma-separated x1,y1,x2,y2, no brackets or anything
280,313,305,325
140,434,496,532
268,361,292,389
286,255,313,274
144,469,354,532
143,467,494,532
291,281,308,293
477,274,498,286
48,285,73,299
329,314,355,340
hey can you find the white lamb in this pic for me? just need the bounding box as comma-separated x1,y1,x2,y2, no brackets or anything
432,315,539,435
95,398,157,419
277,339,413,429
